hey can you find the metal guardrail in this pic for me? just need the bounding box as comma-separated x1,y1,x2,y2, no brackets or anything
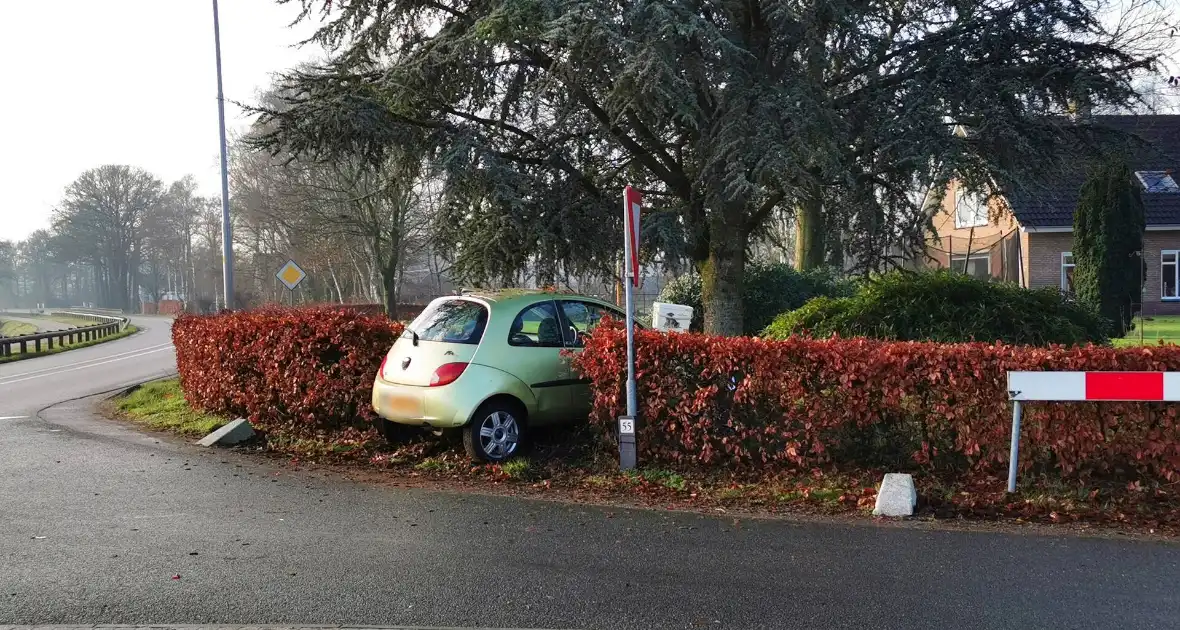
0,311,130,358
68,306,125,315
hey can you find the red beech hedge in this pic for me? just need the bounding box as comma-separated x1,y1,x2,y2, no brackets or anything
572,324,1180,483
173,307,402,435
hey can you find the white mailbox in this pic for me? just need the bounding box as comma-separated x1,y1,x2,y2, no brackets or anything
651,302,694,332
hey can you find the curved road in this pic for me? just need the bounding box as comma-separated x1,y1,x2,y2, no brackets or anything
0,315,176,410
1,317,1179,629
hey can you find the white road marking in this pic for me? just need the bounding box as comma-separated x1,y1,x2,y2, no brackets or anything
0,416,29,420
0,346,174,387
0,343,173,380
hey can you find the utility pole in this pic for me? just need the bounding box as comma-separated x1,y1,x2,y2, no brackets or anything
212,0,234,309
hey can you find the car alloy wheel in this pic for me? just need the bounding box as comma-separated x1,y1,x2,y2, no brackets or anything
477,410,519,460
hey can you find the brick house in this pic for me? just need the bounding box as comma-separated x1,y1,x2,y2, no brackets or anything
928,115,1180,315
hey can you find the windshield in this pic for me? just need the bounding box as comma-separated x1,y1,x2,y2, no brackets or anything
405,298,489,344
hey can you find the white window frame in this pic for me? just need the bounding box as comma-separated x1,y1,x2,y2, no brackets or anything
951,253,991,278
1163,250,1180,300
954,189,989,229
1060,252,1075,292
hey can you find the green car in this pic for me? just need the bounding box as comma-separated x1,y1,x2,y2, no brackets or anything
372,290,626,462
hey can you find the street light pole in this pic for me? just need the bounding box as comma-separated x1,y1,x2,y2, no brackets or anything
212,0,234,310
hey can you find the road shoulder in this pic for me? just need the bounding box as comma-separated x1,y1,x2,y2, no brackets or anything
99,383,1180,543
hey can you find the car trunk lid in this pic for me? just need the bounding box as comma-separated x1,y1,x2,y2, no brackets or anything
380,335,481,386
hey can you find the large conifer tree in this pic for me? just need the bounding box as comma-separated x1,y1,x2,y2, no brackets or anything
255,0,1160,334
1072,159,1146,336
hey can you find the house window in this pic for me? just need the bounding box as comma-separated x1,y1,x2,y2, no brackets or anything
954,190,989,228
1061,252,1075,292
1135,171,1180,193
1163,250,1179,299
951,253,990,279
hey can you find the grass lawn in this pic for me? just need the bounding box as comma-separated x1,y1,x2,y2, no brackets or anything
0,319,37,337
0,324,139,363
1114,315,1180,347
116,378,227,437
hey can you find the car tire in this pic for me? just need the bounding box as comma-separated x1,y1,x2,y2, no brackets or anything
378,418,417,444
463,400,526,463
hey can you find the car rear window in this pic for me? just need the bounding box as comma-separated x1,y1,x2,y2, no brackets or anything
406,299,489,345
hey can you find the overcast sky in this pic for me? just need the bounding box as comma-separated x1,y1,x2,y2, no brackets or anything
0,0,322,241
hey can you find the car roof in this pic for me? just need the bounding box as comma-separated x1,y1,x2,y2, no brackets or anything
450,289,618,311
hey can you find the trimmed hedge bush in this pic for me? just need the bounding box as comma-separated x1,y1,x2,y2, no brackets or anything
657,263,855,335
764,270,1109,346
572,323,1180,483
173,306,402,436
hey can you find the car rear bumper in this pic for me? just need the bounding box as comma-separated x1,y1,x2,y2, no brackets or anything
372,364,540,429
371,378,470,429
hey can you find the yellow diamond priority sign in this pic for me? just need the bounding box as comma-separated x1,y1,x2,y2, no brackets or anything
276,259,307,291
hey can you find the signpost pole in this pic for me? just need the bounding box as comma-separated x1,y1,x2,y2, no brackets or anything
1006,400,1023,493
619,186,641,471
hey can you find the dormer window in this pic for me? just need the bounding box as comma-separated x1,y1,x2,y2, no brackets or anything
1135,171,1180,193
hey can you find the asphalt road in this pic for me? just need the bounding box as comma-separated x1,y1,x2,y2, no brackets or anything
1,317,1179,629
0,315,176,412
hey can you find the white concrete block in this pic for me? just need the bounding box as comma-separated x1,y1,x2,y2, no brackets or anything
872,473,917,517
197,418,255,447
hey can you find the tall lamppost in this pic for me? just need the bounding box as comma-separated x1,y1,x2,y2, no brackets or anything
212,0,234,309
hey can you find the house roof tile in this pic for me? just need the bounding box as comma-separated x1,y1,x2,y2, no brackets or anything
1006,115,1180,227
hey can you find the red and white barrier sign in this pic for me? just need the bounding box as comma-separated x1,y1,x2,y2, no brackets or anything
1008,371,1180,402
1006,370,1180,492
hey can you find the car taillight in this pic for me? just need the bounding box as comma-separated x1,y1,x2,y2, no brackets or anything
429,362,468,387
378,353,389,380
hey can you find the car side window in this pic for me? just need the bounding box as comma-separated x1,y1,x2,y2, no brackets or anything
558,301,617,347
508,301,565,348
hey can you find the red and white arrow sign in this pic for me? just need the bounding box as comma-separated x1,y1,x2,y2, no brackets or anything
623,185,641,288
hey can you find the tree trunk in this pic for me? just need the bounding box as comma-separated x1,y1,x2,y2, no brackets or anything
348,252,366,302
826,229,845,269
39,271,50,306
381,247,400,320
427,247,442,294
794,194,825,270
700,213,746,336
328,262,345,304
396,253,407,310
97,263,109,308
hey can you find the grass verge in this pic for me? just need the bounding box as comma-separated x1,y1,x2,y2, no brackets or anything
0,325,138,364
0,319,38,337
115,379,227,437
